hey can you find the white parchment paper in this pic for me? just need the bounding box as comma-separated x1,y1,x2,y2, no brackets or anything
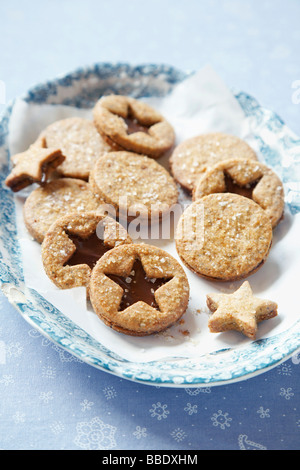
9,65,300,362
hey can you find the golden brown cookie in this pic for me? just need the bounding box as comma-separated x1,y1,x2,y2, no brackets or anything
23,178,102,243
169,132,258,193
193,158,284,228
5,144,65,192
93,94,175,158
89,151,178,220
207,281,278,339
41,212,132,290
175,193,273,282
89,243,190,336
39,117,112,180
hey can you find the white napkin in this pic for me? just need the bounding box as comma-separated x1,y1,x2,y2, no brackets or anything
8,65,300,362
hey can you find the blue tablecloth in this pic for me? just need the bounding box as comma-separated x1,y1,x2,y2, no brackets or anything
0,0,299,450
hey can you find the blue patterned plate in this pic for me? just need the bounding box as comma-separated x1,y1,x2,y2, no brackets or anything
0,63,299,387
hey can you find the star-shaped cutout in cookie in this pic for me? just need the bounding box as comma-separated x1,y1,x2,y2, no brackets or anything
106,258,172,311
206,281,278,339
5,144,65,192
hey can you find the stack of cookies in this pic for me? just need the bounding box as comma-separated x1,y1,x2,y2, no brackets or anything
5,93,283,339
171,132,283,339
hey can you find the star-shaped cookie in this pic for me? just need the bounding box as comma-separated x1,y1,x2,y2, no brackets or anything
5,144,65,192
206,281,278,339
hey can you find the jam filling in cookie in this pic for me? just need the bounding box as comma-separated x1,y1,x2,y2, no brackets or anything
93,94,175,158
193,157,284,228
124,116,150,135
64,232,111,269
89,243,189,336
106,258,172,311
169,132,258,192
224,173,262,200
41,212,132,290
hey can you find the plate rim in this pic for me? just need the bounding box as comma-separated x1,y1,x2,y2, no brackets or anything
0,61,300,388
3,291,300,389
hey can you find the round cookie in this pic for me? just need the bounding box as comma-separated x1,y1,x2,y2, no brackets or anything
93,94,175,158
89,151,178,220
24,178,102,243
193,158,284,228
40,117,112,180
89,243,190,336
175,193,273,282
41,212,132,290
169,132,258,192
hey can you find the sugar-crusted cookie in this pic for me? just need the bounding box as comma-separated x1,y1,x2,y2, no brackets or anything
24,178,102,243
37,117,112,180
193,158,284,228
207,281,278,339
89,151,178,220
93,94,175,158
175,193,273,281
5,144,65,192
169,132,258,193
89,243,190,336
41,212,132,290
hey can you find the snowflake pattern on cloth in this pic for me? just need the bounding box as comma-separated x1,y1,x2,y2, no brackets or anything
74,417,117,450
0,288,299,450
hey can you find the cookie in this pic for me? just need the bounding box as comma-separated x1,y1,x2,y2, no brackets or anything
23,178,102,243
39,117,112,180
89,243,190,336
5,144,65,192
193,158,284,228
89,151,178,220
93,94,175,158
169,132,258,193
207,281,278,339
175,193,273,282
41,212,132,290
